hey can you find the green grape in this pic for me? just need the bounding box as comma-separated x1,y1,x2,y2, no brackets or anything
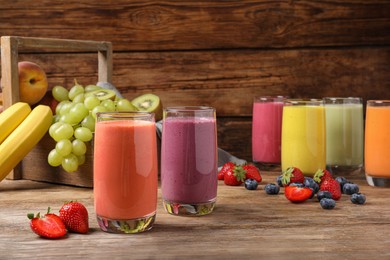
48,149,63,167
51,123,74,142
52,86,69,102
55,100,71,115
85,85,102,92
68,85,84,100
77,154,86,166
49,122,64,138
116,98,138,111
81,115,96,132
74,127,93,142
62,153,79,173
59,101,74,116
55,139,72,156
84,96,101,110
59,113,79,125
91,105,107,119
101,99,116,112
53,115,61,123
72,139,87,156
69,103,89,124
72,93,85,103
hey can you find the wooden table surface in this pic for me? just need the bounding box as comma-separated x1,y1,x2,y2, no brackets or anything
1,171,389,259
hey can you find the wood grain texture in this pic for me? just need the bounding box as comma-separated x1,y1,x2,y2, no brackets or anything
0,1,389,51
0,173,389,259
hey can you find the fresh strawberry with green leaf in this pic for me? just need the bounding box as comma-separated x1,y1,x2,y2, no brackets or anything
320,178,342,200
59,201,89,234
281,167,304,186
284,186,313,203
218,162,235,180
243,164,262,183
313,169,333,184
28,207,67,239
224,165,246,186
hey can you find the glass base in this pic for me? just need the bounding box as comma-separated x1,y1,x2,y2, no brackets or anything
366,175,390,187
326,165,364,178
96,213,155,234
163,199,216,216
253,161,281,171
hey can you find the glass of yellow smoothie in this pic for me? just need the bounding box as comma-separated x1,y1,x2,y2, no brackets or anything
281,99,326,177
365,100,390,187
324,97,364,177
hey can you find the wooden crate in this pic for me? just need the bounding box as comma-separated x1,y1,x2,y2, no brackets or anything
1,36,113,187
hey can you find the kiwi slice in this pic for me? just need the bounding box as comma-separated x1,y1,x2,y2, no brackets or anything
85,89,116,101
131,93,163,121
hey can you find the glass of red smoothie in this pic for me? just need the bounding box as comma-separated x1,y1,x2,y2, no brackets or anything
252,96,286,169
161,106,218,216
94,112,158,233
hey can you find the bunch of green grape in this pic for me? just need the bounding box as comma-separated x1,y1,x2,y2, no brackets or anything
47,81,136,173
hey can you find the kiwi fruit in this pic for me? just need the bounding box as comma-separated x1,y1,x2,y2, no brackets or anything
131,93,163,121
85,89,116,101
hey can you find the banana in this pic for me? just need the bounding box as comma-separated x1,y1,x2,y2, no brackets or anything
0,105,53,182
0,102,31,144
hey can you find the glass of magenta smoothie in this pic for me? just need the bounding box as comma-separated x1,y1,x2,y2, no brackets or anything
281,99,326,177
324,97,364,176
365,100,390,187
252,96,286,169
161,106,218,216
94,112,158,233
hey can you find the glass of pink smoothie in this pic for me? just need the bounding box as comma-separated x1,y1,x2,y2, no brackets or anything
94,112,158,233
252,96,286,169
161,106,218,216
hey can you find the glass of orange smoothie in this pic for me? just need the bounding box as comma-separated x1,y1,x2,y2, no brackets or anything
94,112,158,233
281,99,326,176
365,100,390,187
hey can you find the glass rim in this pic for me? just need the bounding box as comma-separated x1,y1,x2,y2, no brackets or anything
164,106,215,112
323,97,362,101
96,111,154,120
367,100,390,106
284,98,323,105
254,96,288,102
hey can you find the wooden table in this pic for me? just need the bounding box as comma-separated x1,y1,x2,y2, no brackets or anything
1,172,389,259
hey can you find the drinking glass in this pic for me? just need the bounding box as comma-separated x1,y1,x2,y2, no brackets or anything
252,96,285,169
161,106,218,216
324,97,364,176
94,112,158,233
281,99,326,176
365,100,390,187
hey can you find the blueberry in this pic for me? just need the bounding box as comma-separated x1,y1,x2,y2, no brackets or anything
244,179,258,190
335,176,348,190
303,177,319,194
343,183,359,195
320,198,336,209
289,182,304,188
351,193,366,205
276,175,283,187
317,190,333,201
264,183,280,195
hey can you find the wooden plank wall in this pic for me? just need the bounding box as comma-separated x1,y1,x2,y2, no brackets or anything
1,1,389,161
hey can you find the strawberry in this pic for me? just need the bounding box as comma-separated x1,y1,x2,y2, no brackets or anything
218,162,235,180
284,186,313,203
281,167,304,186
313,169,333,184
59,201,89,234
28,207,67,239
224,165,246,186
320,179,342,200
243,164,262,183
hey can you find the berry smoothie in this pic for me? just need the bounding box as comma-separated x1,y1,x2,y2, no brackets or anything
252,98,284,165
94,119,158,221
161,117,218,205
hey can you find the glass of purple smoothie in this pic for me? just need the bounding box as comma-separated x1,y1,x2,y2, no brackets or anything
161,106,218,216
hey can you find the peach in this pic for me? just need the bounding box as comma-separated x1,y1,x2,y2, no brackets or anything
18,61,48,105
